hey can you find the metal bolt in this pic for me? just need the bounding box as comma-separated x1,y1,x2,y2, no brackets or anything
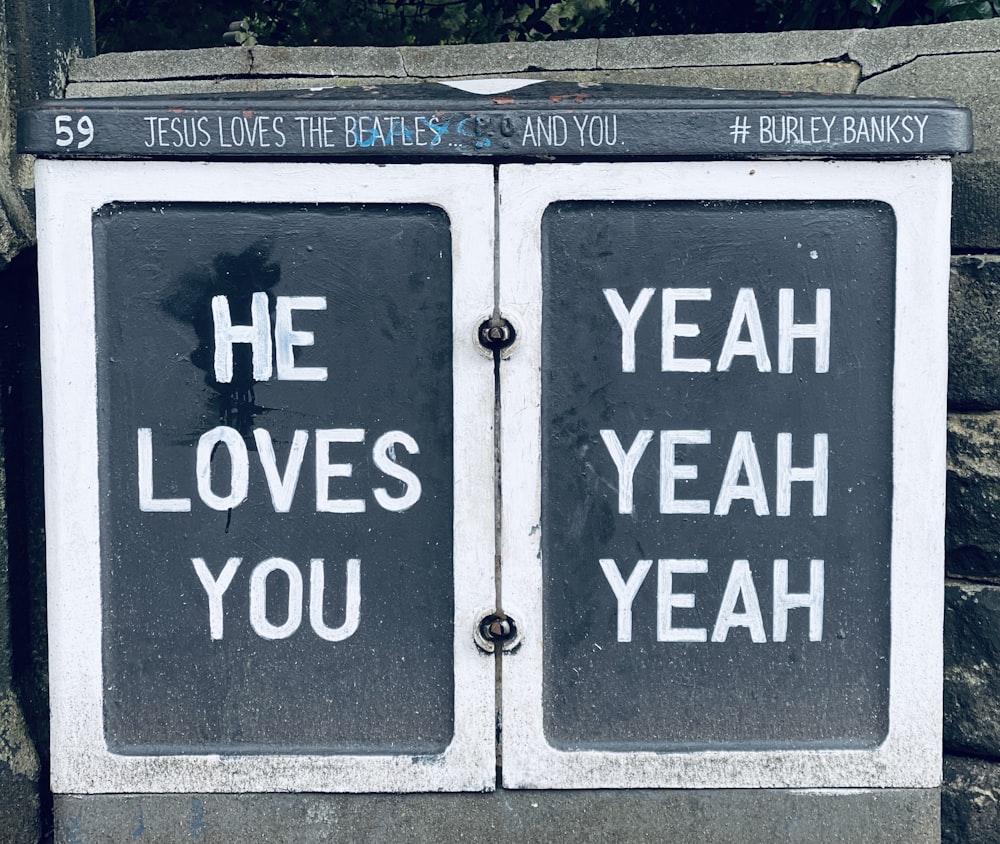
478,316,516,352
479,612,517,644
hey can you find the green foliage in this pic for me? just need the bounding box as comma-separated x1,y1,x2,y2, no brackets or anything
94,0,999,52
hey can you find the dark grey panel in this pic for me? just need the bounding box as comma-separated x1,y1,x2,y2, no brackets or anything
92,202,454,754
540,200,895,749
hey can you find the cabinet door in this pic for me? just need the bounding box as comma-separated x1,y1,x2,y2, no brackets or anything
37,160,497,793
497,160,948,789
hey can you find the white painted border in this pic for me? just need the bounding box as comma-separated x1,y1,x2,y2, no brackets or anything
35,160,497,794
498,160,948,789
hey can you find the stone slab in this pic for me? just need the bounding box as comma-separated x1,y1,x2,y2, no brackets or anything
946,412,1000,580
597,18,1000,78
64,77,411,98
945,582,1000,757
54,789,940,843
597,30,853,72
943,756,1000,844
848,17,1000,76
238,45,405,78
71,48,250,81
949,256,1000,411
952,160,1000,252
64,63,861,102
400,42,534,77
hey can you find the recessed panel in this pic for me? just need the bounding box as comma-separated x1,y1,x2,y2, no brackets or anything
93,202,455,754
539,200,895,750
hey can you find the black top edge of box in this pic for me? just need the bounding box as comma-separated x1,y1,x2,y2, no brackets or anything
18,80,973,160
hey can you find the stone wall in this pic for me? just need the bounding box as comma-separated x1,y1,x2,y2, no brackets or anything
6,14,1000,842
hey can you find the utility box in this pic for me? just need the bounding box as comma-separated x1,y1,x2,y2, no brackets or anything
20,81,970,798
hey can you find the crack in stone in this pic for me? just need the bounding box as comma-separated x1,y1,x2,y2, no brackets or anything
860,47,1000,82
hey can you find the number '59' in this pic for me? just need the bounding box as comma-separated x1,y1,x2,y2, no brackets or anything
54,114,94,149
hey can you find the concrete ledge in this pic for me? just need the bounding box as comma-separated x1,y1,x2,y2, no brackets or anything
64,62,861,99
55,789,939,843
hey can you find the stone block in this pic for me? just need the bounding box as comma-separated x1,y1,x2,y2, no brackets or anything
848,17,1000,76
54,789,939,843
241,45,405,79
944,582,1000,756
947,412,1000,579
943,755,1000,844
524,39,599,71
952,159,1000,252
400,42,531,77
71,48,249,81
949,256,1000,410
0,691,39,844
596,30,852,71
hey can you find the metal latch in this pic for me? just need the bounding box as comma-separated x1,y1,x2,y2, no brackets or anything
475,610,520,653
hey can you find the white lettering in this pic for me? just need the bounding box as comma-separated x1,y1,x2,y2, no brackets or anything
659,430,711,514
137,428,191,512
657,558,708,642
192,557,242,640
776,433,828,517
196,426,249,511
711,559,767,643
315,428,366,513
662,288,712,372
212,292,272,383
249,557,303,640
309,558,361,641
372,430,422,511
600,558,652,642
604,287,655,373
714,431,769,516
274,296,327,381
600,429,653,514
778,288,830,374
773,558,824,642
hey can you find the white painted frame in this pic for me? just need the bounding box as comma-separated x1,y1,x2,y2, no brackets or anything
35,160,497,794
498,160,949,789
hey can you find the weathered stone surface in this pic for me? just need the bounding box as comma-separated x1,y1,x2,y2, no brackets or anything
0,376,39,842
949,256,1000,410
952,159,1000,252
858,53,1000,153
945,582,1000,756
0,0,92,268
65,76,411,98
524,38,599,71
947,413,1000,580
239,45,405,78
400,42,533,77
578,63,859,93
597,30,853,72
64,62,861,100
71,47,249,81
597,18,1000,77
857,53,1000,249
849,17,1000,76
54,789,939,843
943,755,1000,844
0,691,39,844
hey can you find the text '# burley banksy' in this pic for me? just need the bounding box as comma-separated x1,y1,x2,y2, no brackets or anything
730,112,932,146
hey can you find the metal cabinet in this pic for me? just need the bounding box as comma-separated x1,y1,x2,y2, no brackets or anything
21,81,971,793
